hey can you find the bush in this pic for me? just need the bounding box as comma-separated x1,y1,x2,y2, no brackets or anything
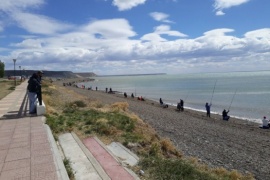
71,100,87,107
140,157,216,180
8,86,15,90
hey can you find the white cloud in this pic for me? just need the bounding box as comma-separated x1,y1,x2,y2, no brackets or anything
0,0,72,35
112,0,147,11
12,39,43,48
213,0,250,15
215,10,225,16
0,0,44,11
8,24,270,74
82,19,136,39
11,11,74,35
141,25,187,42
149,12,173,23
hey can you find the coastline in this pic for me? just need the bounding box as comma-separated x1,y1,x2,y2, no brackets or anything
72,72,270,123
58,80,270,180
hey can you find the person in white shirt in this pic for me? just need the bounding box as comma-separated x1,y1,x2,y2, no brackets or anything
260,116,270,129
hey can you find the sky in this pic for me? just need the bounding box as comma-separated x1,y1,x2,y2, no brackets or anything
0,0,269,75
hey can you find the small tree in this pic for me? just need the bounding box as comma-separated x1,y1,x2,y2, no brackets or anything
0,61,5,78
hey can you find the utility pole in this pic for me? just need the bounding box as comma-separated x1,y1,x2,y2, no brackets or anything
19,66,22,82
13,59,16,86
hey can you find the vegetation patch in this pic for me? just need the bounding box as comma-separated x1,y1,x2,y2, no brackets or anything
0,80,17,99
42,80,254,180
63,158,74,180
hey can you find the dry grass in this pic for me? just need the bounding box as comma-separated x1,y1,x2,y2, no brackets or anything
0,79,16,100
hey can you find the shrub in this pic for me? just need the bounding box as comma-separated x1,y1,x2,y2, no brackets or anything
72,100,86,107
140,157,216,180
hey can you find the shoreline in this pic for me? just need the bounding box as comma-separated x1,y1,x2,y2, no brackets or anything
75,79,264,125
73,79,265,125
57,80,270,180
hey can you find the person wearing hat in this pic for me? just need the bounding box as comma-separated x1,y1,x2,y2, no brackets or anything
260,116,270,129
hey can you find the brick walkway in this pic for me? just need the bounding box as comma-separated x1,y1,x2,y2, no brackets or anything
0,81,67,180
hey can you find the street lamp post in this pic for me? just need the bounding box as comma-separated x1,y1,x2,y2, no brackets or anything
19,66,22,82
13,59,16,86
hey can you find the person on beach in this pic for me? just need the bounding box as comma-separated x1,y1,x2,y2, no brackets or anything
131,93,134,98
137,96,145,101
109,88,113,93
124,92,127,98
180,99,184,111
260,116,269,129
205,103,212,117
106,87,108,93
222,109,230,121
96,87,98,91
159,98,168,108
160,98,163,105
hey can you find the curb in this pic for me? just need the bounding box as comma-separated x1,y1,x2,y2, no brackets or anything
45,124,70,180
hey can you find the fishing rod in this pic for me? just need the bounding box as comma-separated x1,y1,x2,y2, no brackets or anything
184,91,190,102
228,89,237,111
210,80,217,104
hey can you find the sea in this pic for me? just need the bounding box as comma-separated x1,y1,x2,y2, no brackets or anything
79,71,270,124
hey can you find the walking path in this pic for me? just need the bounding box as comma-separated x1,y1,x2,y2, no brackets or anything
0,81,68,180
0,81,140,180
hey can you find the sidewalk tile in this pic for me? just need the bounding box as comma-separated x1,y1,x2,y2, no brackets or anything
31,154,54,165
2,158,30,171
5,147,30,162
0,167,30,180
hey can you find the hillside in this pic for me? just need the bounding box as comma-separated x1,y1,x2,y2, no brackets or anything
4,70,96,78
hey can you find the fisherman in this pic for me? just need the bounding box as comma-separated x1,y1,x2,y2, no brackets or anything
131,93,134,98
205,102,212,117
159,98,168,108
159,98,163,105
180,99,184,111
222,109,230,121
124,92,127,98
260,116,269,129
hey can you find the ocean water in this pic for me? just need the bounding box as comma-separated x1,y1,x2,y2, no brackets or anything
79,71,270,123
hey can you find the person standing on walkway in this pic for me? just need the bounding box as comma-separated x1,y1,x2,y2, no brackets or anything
36,71,43,105
205,102,212,117
27,73,41,114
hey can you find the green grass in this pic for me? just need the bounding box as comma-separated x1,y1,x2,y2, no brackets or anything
46,105,136,141
63,158,74,179
140,157,217,180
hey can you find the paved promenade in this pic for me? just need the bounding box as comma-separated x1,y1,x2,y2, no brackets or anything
0,81,68,180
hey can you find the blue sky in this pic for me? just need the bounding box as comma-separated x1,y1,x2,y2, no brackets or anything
0,0,269,75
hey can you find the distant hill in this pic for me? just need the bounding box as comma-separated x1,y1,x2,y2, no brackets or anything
4,70,96,78
73,72,97,77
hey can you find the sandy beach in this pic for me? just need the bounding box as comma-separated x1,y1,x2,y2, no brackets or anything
58,80,270,180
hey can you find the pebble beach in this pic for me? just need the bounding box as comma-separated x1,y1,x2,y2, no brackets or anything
60,80,270,180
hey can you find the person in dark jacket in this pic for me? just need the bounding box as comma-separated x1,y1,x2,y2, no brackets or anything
222,109,230,121
27,73,41,114
205,102,212,117
36,71,43,105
